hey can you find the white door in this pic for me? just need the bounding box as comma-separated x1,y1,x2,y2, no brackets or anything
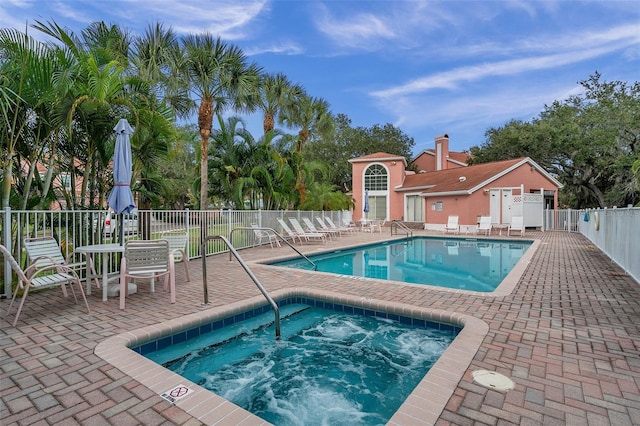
490,189,500,223
502,189,512,224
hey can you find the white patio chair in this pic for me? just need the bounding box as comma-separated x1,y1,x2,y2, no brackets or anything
2,243,90,326
119,239,175,310
303,217,337,239
475,216,492,236
288,218,327,244
444,215,459,234
161,231,191,282
23,236,100,289
325,217,355,234
277,218,304,244
251,224,281,248
507,216,525,236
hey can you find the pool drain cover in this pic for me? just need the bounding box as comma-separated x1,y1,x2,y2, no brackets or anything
472,370,515,391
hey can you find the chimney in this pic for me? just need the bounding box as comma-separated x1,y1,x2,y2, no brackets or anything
435,134,449,171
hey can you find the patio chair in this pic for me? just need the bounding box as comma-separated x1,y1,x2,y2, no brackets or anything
23,236,100,289
161,231,191,282
325,217,355,234
288,218,327,244
2,243,90,326
303,217,336,239
277,218,303,244
507,216,525,236
119,239,175,310
251,224,281,248
444,215,459,234
475,216,492,236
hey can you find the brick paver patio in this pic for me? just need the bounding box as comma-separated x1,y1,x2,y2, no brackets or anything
1,230,639,425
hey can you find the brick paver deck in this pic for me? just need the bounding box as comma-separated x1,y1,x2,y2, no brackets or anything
1,230,639,425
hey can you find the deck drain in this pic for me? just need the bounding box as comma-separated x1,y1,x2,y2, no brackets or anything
472,370,515,391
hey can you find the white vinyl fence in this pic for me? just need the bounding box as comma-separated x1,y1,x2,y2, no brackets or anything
1,208,351,298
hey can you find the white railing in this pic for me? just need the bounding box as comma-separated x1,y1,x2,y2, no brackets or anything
1,208,351,298
578,207,640,284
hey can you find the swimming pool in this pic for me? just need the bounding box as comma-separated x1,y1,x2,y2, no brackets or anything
139,297,457,425
269,236,532,292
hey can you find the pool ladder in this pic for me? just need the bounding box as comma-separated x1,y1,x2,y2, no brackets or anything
391,220,413,238
201,232,316,340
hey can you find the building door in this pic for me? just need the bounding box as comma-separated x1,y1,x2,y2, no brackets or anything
490,189,500,223
502,189,512,224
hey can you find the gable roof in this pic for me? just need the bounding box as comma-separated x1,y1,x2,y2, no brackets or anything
412,149,471,167
349,152,407,166
397,157,563,195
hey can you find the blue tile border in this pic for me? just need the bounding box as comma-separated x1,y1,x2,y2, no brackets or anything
132,296,461,356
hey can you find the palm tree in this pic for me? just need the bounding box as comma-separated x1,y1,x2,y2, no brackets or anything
257,72,304,137
280,93,335,204
0,27,57,210
179,34,261,209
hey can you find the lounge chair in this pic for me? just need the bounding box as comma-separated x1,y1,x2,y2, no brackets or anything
475,216,492,236
315,217,343,237
161,231,191,282
119,239,175,309
288,218,327,244
444,215,459,234
507,216,525,236
325,217,355,234
251,224,281,248
23,236,100,289
303,217,336,239
2,243,90,326
277,218,304,244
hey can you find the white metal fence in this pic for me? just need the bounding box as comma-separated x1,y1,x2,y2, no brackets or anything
1,208,350,298
2,207,638,298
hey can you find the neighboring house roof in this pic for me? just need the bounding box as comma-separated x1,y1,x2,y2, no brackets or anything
397,157,563,196
349,152,407,166
411,149,471,167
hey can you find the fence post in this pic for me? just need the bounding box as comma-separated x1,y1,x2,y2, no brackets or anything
3,207,12,298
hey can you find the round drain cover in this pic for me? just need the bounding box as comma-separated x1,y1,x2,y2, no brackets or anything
472,370,515,391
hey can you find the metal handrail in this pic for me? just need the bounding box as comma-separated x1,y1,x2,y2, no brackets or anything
201,235,281,339
391,220,413,238
229,226,317,271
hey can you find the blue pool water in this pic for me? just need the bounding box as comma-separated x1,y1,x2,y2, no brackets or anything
140,298,457,425
270,237,531,292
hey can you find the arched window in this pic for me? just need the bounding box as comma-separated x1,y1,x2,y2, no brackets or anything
364,164,388,220
364,164,387,191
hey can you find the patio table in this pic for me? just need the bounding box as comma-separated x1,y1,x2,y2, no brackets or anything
75,243,125,302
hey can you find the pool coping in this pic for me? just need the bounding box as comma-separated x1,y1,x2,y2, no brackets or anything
95,288,489,425
254,236,541,298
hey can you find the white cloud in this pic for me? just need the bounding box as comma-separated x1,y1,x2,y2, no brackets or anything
244,42,304,56
371,23,640,99
313,4,396,50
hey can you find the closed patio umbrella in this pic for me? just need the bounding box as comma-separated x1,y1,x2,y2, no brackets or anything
107,118,136,245
363,190,370,219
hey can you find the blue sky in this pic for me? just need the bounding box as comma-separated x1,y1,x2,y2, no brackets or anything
2,1,639,155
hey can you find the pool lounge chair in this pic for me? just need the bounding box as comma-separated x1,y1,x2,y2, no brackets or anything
303,217,337,239
324,217,355,234
475,216,492,236
316,217,344,237
507,216,525,236
277,218,303,244
444,215,459,234
288,218,328,244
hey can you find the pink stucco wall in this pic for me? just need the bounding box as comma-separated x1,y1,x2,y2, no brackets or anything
351,157,560,226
